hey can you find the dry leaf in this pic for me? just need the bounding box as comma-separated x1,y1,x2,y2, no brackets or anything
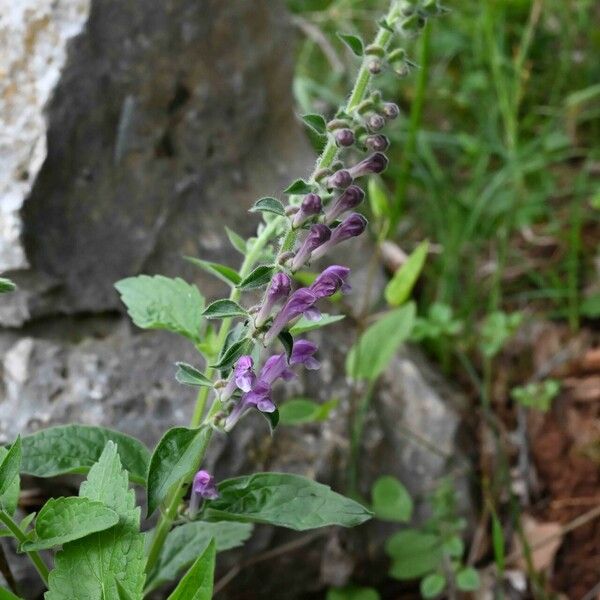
516,515,563,572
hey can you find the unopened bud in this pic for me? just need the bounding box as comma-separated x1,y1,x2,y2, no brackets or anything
365,44,385,57
382,102,400,119
365,134,390,152
327,169,353,189
335,129,355,147
367,114,386,131
367,58,382,74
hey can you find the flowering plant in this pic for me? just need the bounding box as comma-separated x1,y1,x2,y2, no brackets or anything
0,1,443,597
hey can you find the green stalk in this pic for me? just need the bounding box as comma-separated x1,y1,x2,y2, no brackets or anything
0,511,49,586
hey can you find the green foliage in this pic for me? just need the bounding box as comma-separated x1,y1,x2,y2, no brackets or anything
211,337,252,370
511,379,560,412
411,303,462,342
250,197,286,217
337,32,364,56
0,587,23,600
327,586,380,600
289,313,345,334
371,476,413,522
115,275,204,342
147,427,208,517
480,311,523,358
146,521,253,593
279,398,338,425
238,265,276,290
175,363,214,388
47,442,145,599
0,446,20,516
204,473,372,530
420,573,446,598
185,257,241,286
301,113,328,135
386,530,442,579
166,539,215,600
384,241,429,307
18,425,149,486
346,303,415,380
0,278,16,293
284,179,314,194
456,567,481,592
225,227,247,254
0,437,21,499
202,299,248,319
21,497,119,552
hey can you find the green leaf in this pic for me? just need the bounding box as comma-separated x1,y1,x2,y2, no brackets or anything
301,113,327,135
175,363,213,388
386,529,442,580
0,446,20,516
279,398,338,425
205,473,372,531
146,521,253,593
211,337,251,370
115,580,136,600
368,178,391,220
21,497,119,551
147,427,208,517
250,197,286,217
185,257,241,286
346,303,415,381
19,425,149,486
456,567,480,591
277,331,294,361
237,265,275,290
327,586,380,600
0,587,23,600
372,476,413,522
0,278,17,294
491,512,505,572
442,535,464,558
202,299,248,320
115,275,204,342
225,227,247,254
46,442,145,600
284,179,314,195
0,437,21,498
261,408,280,433
337,32,364,56
384,241,429,306
167,539,215,600
289,313,345,334
420,573,446,598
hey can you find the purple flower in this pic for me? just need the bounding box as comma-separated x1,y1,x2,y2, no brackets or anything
224,382,276,432
324,185,365,224
188,469,219,516
382,102,400,119
290,339,320,370
259,354,294,385
292,193,323,229
365,134,390,152
255,272,292,327
291,224,331,271
367,114,386,131
327,169,353,190
335,129,355,147
309,265,351,298
311,213,368,260
264,288,318,344
348,153,388,179
219,355,255,401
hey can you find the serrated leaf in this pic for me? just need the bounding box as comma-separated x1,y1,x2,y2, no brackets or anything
211,337,251,370
384,241,429,306
420,573,446,598
237,265,275,290
167,539,215,600
147,427,208,517
289,313,345,334
46,442,145,600
115,275,204,342
146,521,253,593
0,437,20,498
225,227,247,254
346,303,415,381
250,197,286,217
184,257,241,286
0,278,16,294
175,363,213,388
204,473,372,530
301,113,327,135
21,497,119,552
386,529,442,580
0,446,19,516
19,425,149,486
202,299,248,320
337,32,364,56
279,398,338,425
372,476,413,522
284,179,314,195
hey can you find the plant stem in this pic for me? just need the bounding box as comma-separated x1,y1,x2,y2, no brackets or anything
0,511,49,586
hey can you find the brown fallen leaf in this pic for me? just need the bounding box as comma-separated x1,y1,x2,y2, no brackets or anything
515,515,563,572
563,376,600,402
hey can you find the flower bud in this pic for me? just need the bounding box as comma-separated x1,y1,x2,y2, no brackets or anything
324,185,365,224
365,134,390,152
292,193,322,228
367,58,382,74
347,152,389,179
367,114,386,131
188,470,219,517
255,272,292,327
291,224,331,271
327,169,353,190
382,102,400,119
335,129,355,147
311,213,368,261
264,288,318,344
309,265,351,298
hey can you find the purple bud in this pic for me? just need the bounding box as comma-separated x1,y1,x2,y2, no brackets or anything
311,214,367,261
255,272,292,326
347,152,388,179
335,129,355,147
365,134,390,152
382,102,400,119
188,469,219,516
264,288,318,344
291,224,331,271
324,185,365,224
292,193,322,228
327,169,353,190
290,339,320,370
309,265,351,298
219,355,255,401
367,114,386,131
